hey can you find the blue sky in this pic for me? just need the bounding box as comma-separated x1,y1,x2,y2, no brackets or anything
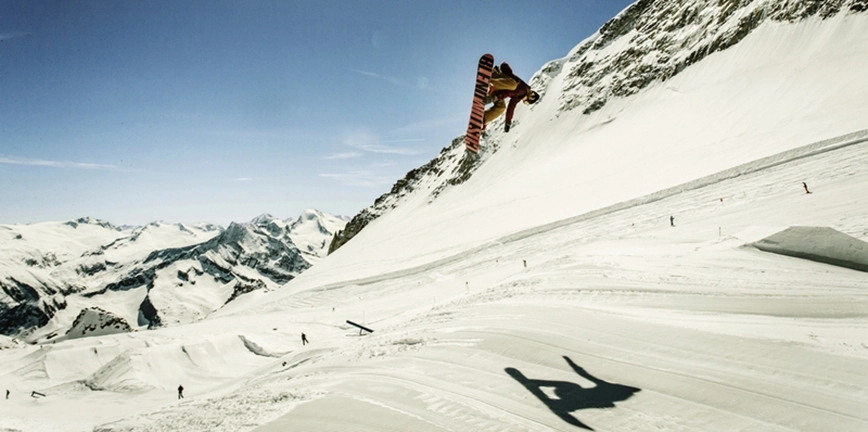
0,0,634,226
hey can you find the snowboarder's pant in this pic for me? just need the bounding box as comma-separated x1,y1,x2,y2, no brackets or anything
484,70,519,125
484,100,506,125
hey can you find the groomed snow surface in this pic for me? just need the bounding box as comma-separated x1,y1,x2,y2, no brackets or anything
2,12,868,432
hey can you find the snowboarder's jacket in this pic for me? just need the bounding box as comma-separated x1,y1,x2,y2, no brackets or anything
490,62,532,129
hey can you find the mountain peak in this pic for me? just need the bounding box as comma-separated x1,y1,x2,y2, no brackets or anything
298,208,324,220
249,213,280,225
64,217,118,231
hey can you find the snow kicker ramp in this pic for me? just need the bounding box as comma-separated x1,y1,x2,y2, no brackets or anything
752,227,868,272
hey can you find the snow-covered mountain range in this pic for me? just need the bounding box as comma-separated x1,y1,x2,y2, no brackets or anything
1,1,867,431
0,211,348,342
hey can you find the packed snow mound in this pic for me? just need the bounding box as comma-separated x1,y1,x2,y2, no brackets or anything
84,335,273,393
752,226,868,272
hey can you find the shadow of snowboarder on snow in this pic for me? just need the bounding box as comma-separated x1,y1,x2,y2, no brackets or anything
505,356,640,430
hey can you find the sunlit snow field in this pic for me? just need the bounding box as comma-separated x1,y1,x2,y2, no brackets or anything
2,11,867,432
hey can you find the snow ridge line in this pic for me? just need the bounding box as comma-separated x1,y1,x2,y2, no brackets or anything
497,128,868,244
274,130,868,302
239,335,287,358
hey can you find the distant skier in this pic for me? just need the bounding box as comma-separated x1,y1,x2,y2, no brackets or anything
177,384,184,399
670,216,675,227
301,332,309,345
802,182,811,194
483,62,539,132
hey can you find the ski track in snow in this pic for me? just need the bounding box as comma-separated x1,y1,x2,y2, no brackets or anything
1,135,866,432
25,133,859,432
256,133,868,432
256,130,868,316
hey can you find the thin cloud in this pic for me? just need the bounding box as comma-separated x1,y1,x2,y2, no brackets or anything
353,69,381,79
0,155,123,171
352,68,458,95
390,117,464,135
343,132,425,155
319,170,397,188
325,152,363,160
354,139,425,155
320,158,404,187
352,69,405,87
229,175,289,182
0,32,29,42
202,127,319,144
375,139,426,144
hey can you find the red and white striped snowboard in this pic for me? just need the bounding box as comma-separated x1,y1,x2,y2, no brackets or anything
464,53,494,153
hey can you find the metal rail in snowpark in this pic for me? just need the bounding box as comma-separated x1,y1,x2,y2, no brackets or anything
346,320,374,335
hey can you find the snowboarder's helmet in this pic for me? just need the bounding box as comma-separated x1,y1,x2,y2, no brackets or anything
524,90,540,105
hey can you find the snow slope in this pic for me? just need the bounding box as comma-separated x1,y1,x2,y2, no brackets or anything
1,3,867,432
308,12,868,284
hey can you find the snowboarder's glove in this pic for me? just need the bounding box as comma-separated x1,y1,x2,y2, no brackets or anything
504,123,511,133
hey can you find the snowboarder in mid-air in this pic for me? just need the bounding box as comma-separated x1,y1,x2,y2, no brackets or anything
483,62,539,132
464,55,539,153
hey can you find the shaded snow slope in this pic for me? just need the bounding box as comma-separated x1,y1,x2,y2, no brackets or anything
752,226,868,272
